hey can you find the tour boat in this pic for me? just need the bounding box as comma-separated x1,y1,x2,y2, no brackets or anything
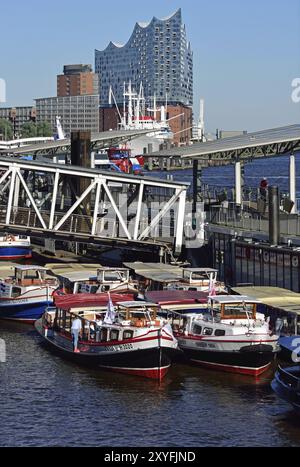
163,268,226,294
124,263,226,296
0,234,32,260
56,267,139,296
35,296,179,380
168,295,279,376
0,265,59,323
271,365,300,412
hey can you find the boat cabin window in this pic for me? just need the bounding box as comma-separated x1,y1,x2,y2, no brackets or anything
192,324,202,335
16,268,45,285
215,329,226,337
100,328,109,342
77,283,99,294
11,287,21,298
120,306,158,322
188,287,198,291
203,327,213,336
110,329,119,341
123,330,134,340
220,303,256,320
98,269,129,283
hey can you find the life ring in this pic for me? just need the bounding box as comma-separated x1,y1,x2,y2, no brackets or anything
292,256,299,268
263,251,269,263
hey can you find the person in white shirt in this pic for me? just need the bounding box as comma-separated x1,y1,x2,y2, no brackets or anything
71,317,82,353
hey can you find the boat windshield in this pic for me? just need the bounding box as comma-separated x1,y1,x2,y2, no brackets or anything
98,269,130,283
214,303,257,320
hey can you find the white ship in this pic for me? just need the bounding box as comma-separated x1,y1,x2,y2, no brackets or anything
109,82,173,155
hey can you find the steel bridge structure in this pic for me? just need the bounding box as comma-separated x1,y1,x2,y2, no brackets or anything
0,129,151,157
0,157,188,256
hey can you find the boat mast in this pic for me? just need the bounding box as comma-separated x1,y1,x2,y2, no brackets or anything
108,85,123,127
123,82,126,128
128,81,133,127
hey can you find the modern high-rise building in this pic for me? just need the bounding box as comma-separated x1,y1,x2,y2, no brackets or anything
35,95,100,136
57,64,99,97
95,9,193,144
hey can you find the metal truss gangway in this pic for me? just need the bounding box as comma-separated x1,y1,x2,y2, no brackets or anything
0,129,151,157
0,157,188,256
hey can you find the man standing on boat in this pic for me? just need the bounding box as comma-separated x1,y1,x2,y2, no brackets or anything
71,317,82,353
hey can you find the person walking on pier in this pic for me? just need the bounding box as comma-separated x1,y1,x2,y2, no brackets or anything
259,177,268,200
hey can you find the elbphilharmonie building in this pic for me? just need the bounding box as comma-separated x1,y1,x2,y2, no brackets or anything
95,9,193,108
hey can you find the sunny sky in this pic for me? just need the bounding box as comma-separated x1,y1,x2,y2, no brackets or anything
1,0,299,133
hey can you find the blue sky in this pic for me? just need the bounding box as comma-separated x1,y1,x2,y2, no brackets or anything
0,0,299,132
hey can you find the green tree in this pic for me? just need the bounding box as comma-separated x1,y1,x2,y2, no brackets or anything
21,122,37,138
0,119,13,140
21,121,53,138
36,121,52,137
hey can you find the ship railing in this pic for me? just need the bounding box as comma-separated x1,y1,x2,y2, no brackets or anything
0,204,176,241
206,204,300,237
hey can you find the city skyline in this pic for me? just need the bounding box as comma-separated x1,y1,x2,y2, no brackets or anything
1,0,299,133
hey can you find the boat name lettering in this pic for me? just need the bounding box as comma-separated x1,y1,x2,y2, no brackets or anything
195,342,217,349
105,343,134,351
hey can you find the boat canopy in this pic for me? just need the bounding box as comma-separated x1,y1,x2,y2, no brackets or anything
124,263,182,283
232,286,300,316
183,268,218,274
209,295,261,305
45,263,102,277
123,263,220,284
117,301,159,309
55,271,98,283
54,293,134,311
14,265,48,272
145,290,209,306
124,262,182,276
209,295,260,321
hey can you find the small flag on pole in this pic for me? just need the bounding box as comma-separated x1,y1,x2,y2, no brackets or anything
104,293,116,324
209,276,216,296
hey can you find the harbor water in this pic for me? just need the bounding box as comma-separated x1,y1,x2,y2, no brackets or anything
152,154,300,199
1,157,300,447
1,320,300,447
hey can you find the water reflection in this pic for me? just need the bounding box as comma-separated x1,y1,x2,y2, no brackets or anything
0,321,300,447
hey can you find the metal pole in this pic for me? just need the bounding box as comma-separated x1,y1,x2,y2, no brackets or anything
6,169,16,225
175,189,187,254
193,159,199,214
133,182,144,240
91,180,102,236
290,154,297,214
235,161,242,205
49,171,60,230
269,186,280,246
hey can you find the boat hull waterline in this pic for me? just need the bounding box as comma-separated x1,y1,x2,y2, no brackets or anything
35,319,179,380
0,300,53,324
176,335,278,376
271,366,300,411
0,246,32,260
